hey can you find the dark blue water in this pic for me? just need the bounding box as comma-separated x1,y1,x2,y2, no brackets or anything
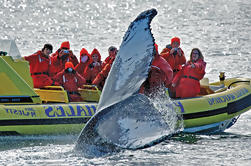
0,0,251,165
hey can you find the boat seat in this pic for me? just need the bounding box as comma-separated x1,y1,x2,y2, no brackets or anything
199,85,215,95
199,78,214,95
34,85,101,103
79,85,101,102
34,86,69,103
199,78,227,95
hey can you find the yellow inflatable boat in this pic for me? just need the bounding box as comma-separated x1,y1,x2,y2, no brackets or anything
178,76,251,133
0,40,251,135
0,40,100,135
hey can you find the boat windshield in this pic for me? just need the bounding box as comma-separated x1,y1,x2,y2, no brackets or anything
0,40,21,59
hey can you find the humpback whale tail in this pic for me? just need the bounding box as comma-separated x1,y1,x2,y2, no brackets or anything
75,9,180,155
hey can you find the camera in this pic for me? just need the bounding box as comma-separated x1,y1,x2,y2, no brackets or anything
61,53,69,60
63,50,69,54
67,68,73,72
65,67,75,73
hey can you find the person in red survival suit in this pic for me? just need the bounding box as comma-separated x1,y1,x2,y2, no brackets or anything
84,48,102,84
24,44,59,88
53,62,86,102
140,44,173,96
171,48,206,98
101,46,118,68
92,52,116,90
75,48,91,76
160,37,186,77
49,41,79,77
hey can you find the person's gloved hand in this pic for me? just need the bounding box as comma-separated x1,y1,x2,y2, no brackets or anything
69,50,75,58
59,50,69,60
93,62,100,67
177,48,182,56
59,50,64,57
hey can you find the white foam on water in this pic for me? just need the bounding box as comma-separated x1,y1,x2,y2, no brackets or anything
148,89,184,134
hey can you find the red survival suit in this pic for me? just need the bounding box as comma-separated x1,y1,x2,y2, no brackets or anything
49,52,79,77
172,59,206,98
92,56,115,90
75,48,91,76
102,55,114,69
50,41,79,77
51,41,79,66
24,51,56,88
160,44,186,75
101,47,117,69
140,44,173,94
84,48,102,84
53,62,86,102
140,55,173,94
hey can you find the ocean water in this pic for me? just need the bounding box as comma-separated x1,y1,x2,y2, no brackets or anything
0,0,251,165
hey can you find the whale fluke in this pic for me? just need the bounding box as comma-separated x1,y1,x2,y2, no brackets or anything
75,9,172,154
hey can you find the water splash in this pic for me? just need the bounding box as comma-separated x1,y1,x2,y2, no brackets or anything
147,87,184,134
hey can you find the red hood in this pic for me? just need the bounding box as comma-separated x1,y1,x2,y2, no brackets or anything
60,41,70,49
80,48,91,62
65,62,74,69
90,48,101,62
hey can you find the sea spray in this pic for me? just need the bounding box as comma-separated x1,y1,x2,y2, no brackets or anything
147,88,184,135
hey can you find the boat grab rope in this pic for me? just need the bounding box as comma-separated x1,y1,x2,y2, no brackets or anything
228,81,250,89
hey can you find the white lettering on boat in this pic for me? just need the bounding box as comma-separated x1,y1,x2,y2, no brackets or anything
208,88,249,105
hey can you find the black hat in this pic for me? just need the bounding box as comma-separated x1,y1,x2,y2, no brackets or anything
108,46,117,52
42,44,53,52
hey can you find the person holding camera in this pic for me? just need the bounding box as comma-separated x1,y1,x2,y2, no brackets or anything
160,37,186,77
53,62,86,102
24,44,59,88
49,41,79,77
